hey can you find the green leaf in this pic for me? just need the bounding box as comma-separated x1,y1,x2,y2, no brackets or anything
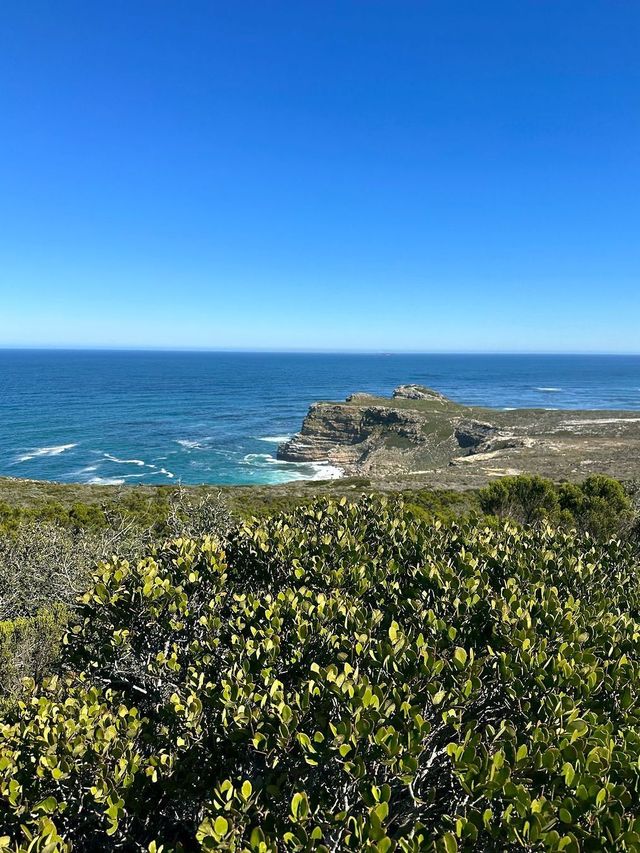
214,816,229,837
373,802,389,823
291,792,308,821
562,762,576,786
35,797,58,815
443,832,458,853
250,827,266,847
433,689,446,705
453,647,467,667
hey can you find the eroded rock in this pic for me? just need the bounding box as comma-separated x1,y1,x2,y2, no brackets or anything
277,385,640,485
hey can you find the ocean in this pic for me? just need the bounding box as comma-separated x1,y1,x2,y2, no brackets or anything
1,350,639,486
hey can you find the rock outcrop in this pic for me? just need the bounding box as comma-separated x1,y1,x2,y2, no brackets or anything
392,384,449,402
277,384,640,487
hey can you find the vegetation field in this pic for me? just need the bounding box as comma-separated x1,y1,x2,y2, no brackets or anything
0,475,639,850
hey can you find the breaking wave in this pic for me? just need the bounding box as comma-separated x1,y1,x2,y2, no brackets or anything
242,452,343,483
176,439,209,450
16,443,77,463
104,454,146,466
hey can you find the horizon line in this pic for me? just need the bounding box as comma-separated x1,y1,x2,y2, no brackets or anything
0,345,639,357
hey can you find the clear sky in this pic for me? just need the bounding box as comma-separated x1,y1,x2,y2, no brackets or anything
1,1,638,352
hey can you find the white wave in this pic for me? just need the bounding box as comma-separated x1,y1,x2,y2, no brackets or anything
176,439,208,450
88,476,125,485
104,453,146,466
535,387,562,393
257,435,292,443
242,453,343,483
243,453,278,464
158,467,175,479
17,443,77,463
78,465,98,474
308,462,344,481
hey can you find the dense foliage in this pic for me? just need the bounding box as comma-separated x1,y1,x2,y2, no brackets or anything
0,491,235,706
478,475,633,540
1,493,640,850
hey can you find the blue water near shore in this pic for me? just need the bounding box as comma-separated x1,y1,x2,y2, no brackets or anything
1,351,639,486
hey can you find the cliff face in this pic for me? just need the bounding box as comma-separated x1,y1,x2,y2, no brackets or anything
277,384,640,486
277,385,507,476
277,402,440,471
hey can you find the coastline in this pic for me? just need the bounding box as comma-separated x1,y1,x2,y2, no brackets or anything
275,383,640,488
2,351,639,487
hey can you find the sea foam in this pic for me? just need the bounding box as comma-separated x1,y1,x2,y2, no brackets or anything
17,443,77,463
242,452,343,483
104,453,146,466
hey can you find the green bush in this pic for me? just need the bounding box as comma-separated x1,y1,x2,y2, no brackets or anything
478,475,633,539
1,497,640,849
0,607,68,709
557,475,634,540
0,492,235,705
478,475,560,525
403,489,479,525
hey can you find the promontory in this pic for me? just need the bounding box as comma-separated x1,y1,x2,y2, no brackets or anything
277,384,640,488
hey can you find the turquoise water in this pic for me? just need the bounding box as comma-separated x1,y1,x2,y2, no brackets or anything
1,351,639,485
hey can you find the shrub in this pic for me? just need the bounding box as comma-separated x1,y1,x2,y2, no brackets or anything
479,474,633,539
558,475,634,540
0,492,235,703
478,475,559,525
164,487,235,540
403,489,479,525
1,498,640,849
0,607,68,708
0,521,142,622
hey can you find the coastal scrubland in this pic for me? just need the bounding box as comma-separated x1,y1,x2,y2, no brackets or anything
0,475,639,850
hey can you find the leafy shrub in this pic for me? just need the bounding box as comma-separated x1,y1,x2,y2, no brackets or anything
1,498,640,849
0,492,235,706
164,487,235,540
478,475,561,526
557,475,634,540
0,521,142,622
479,474,633,539
403,489,479,525
0,607,68,709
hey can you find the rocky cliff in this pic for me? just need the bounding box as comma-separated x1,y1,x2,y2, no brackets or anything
277,385,640,487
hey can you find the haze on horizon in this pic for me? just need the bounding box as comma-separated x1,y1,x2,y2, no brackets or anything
1,1,638,353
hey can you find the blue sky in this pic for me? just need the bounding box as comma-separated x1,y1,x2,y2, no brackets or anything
1,1,638,352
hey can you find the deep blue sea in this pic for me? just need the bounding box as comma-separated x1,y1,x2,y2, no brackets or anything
1,351,639,486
